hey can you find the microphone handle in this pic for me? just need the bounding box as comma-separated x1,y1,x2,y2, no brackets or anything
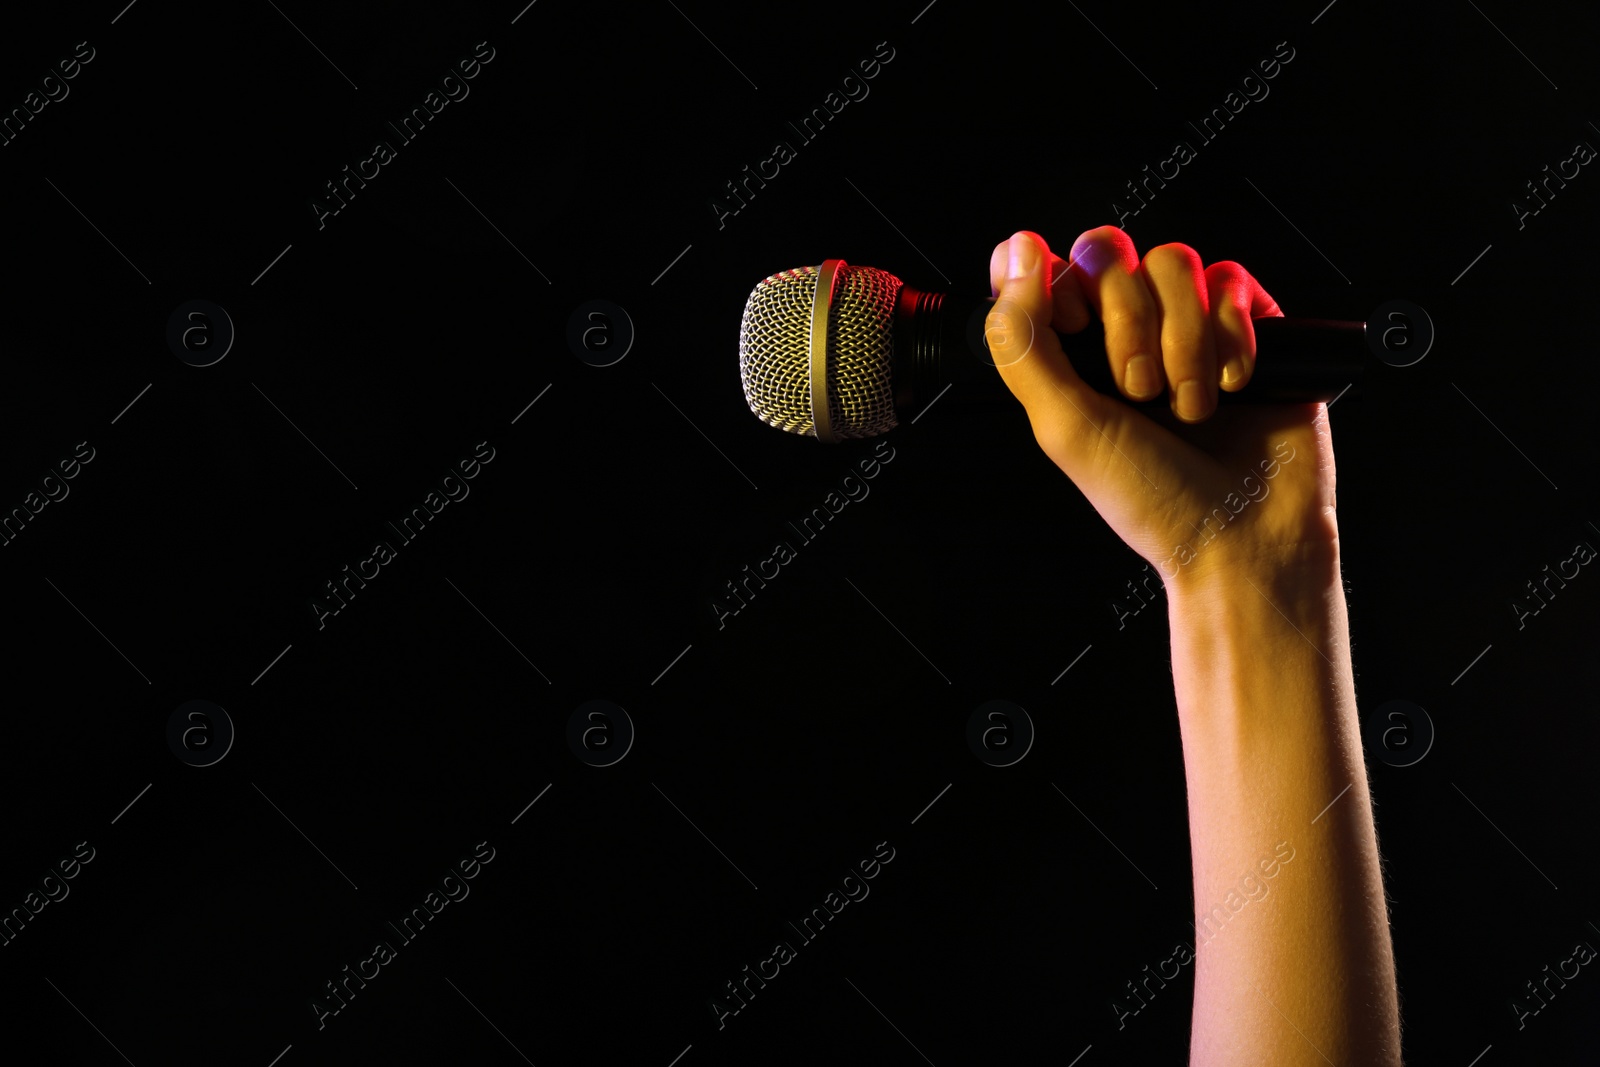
892,286,1367,413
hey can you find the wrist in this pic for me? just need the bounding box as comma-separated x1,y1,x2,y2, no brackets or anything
1164,539,1348,739
1165,538,1342,620
1162,532,1365,805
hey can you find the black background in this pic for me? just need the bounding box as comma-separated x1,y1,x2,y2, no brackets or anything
1,0,1596,1064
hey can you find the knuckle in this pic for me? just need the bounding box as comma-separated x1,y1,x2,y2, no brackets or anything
1099,303,1153,341
1203,260,1251,297
1071,226,1138,273
1076,224,1125,246
1144,243,1203,275
1162,317,1209,355
1204,259,1247,280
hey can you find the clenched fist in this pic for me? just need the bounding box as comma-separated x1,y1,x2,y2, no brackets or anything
984,227,1338,589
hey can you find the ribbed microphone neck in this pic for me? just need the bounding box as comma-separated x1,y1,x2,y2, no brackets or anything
893,283,949,410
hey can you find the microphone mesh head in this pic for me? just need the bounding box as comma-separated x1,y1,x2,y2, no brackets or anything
739,263,903,439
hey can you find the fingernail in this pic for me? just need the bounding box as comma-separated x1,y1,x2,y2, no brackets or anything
1008,232,1039,280
1125,355,1158,399
1221,354,1247,388
1176,380,1206,421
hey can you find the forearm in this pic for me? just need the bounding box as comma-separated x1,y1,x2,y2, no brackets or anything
1168,541,1400,1066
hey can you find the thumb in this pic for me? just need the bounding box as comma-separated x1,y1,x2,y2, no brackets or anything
986,231,1112,459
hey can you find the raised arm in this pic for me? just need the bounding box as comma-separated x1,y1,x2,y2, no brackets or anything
984,228,1400,1064
1168,540,1399,1064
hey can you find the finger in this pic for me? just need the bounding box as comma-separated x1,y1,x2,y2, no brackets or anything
1204,261,1283,393
991,244,1092,334
1140,243,1217,423
1047,252,1092,333
1067,226,1163,403
986,231,1115,468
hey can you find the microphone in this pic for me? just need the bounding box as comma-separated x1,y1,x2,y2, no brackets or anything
738,259,1370,442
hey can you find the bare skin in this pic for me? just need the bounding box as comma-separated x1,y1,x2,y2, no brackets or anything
986,228,1401,1065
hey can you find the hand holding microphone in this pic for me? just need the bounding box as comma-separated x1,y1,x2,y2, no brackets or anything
983,226,1338,588
994,225,1285,423
737,229,1402,1056
1001,229,1402,1063
736,225,1360,585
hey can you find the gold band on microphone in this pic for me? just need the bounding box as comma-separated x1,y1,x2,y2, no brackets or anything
809,259,843,443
